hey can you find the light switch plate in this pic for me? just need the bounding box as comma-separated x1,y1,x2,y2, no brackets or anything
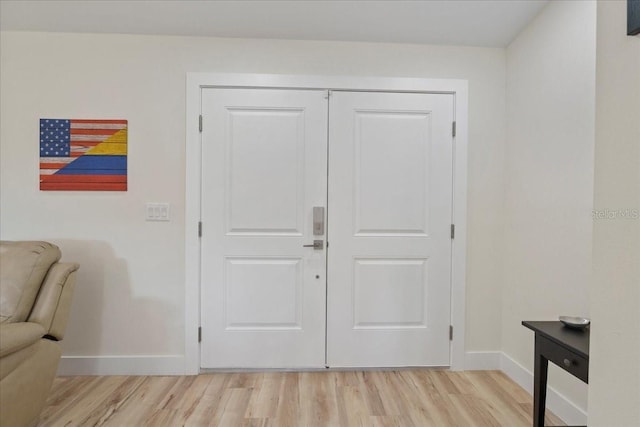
145,203,170,221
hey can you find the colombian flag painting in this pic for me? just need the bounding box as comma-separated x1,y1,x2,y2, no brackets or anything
39,119,127,191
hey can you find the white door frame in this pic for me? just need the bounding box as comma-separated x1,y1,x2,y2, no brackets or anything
185,73,468,374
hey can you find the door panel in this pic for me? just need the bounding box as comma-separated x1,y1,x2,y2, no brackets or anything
200,88,327,368
354,110,431,236
353,258,428,328
327,91,454,367
224,257,302,329
225,108,305,235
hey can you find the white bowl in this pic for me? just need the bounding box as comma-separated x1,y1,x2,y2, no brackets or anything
559,316,590,329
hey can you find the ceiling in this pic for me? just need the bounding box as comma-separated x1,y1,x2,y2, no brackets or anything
0,0,549,48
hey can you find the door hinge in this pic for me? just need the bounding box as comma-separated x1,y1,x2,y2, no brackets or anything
452,121,456,137
451,224,455,239
198,326,202,343
199,115,203,132
449,325,453,341
198,221,203,237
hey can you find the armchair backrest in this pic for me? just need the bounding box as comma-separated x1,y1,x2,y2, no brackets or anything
0,241,61,324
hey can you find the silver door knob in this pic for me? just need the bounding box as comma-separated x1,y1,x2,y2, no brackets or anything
303,240,324,250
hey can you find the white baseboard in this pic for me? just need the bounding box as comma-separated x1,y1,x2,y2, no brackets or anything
57,355,185,376
464,351,587,426
498,352,588,426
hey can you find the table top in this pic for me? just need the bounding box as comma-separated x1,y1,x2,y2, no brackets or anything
522,320,589,359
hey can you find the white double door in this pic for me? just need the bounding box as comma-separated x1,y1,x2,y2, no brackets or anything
200,88,453,368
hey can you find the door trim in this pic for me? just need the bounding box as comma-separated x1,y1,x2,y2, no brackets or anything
185,73,468,374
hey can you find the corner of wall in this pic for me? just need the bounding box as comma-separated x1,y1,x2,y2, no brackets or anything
500,0,595,419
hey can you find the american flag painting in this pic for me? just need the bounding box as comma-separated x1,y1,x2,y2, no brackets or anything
39,119,127,191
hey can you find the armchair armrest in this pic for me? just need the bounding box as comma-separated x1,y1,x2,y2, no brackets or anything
27,262,79,340
0,322,46,357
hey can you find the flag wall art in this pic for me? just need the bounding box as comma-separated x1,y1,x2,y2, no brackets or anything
39,119,128,191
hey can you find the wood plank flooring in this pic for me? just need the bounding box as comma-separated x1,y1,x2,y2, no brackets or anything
39,370,565,426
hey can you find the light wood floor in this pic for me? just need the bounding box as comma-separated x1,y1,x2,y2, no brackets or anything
39,370,565,426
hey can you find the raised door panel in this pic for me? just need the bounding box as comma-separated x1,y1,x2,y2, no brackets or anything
225,108,305,235
224,257,302,330
354,111,431,236
353,258,428,329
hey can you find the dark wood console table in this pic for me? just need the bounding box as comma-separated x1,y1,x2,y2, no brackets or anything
522,321,589,427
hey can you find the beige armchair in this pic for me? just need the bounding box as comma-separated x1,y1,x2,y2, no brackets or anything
0,241,79,427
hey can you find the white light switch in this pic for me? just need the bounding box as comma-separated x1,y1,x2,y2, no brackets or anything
145,203,170,221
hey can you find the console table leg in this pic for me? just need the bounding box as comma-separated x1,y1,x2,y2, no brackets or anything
533,337,549,427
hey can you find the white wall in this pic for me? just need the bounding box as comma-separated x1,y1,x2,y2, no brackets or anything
0,32,506,370
589,1,640,425
503,0,596,420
